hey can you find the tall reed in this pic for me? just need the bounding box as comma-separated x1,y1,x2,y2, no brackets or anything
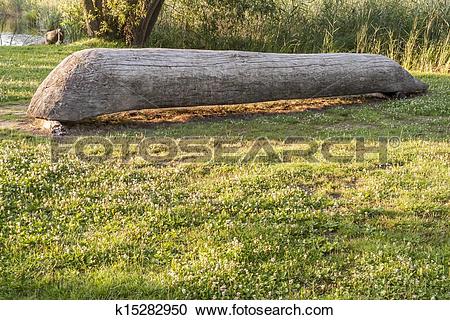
151,0,450,72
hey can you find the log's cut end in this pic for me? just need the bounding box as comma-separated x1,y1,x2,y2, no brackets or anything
27,49,100,122
27,49,428,123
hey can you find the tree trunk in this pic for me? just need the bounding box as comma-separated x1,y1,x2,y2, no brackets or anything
28,49,428,122
83,0,103,37
83,0,164,46
131,0,165,47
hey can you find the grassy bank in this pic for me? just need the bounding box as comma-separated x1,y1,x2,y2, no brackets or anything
0,43,449,299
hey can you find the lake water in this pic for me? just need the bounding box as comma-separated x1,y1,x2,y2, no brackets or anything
0,33,45,46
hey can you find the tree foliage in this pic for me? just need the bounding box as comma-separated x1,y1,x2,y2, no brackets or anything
82,0,165,47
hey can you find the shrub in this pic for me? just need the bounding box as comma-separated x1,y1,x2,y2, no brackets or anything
59,0,86,42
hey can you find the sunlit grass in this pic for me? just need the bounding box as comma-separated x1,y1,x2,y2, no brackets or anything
0,134,448,299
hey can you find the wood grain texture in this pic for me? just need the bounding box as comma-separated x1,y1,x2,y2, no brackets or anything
28,48,428,122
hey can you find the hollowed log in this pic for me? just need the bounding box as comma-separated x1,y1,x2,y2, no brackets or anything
28,49,428,122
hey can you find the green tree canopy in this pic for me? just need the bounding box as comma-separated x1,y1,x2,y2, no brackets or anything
82,0,165,47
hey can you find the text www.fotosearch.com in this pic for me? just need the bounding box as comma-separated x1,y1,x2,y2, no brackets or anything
195,304,333,316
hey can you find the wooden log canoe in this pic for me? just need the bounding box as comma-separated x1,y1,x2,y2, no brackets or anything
28,49,428,122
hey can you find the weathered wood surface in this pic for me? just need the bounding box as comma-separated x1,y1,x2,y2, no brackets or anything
28,49,428,122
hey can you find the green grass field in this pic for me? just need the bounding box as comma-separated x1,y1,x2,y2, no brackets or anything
0,42,449,299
